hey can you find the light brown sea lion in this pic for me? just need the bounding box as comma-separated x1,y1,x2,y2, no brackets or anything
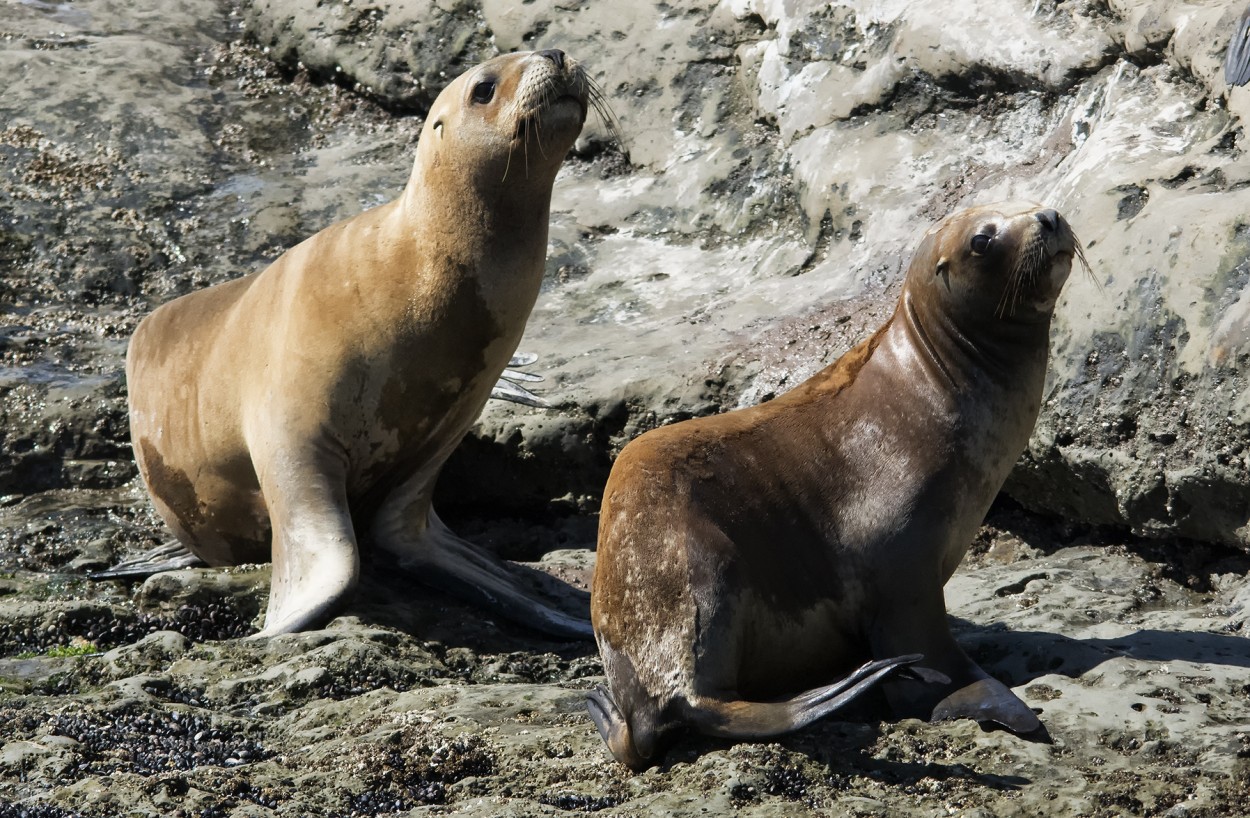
125,49,596,638
588,202,1086,769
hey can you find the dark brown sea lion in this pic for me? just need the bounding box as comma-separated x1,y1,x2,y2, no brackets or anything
126,49,596,638
588,202,1085,769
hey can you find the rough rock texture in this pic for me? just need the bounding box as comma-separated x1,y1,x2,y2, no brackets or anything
237,0,1250,548
3,0,1250,815
1,510,1249,816
5,0,1247,542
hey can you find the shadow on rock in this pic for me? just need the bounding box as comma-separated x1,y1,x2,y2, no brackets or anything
953,618,1250,687
342,561,596,659
659,718,1032,793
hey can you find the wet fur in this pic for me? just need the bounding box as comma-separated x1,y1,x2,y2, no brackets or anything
589,202,1080,768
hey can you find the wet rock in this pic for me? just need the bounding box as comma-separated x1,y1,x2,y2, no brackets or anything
100,631,190,677
239,0,1250,550
136,568,267,616
244,0,496,112
1,2,1250,815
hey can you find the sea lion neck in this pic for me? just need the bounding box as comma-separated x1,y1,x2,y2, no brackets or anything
897,283,1052,391
399,167,554,260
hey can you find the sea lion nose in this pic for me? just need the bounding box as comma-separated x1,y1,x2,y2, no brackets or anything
1035,209,1060,232
537,49,566,69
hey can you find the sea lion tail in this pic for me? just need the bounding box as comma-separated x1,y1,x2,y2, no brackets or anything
680,654,931,739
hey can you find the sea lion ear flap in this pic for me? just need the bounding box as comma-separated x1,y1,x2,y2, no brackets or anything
906,232,939,279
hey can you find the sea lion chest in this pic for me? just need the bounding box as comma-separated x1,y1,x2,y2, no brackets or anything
237,207,543,501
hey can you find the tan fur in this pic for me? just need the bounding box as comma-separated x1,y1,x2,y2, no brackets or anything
128,50,592,637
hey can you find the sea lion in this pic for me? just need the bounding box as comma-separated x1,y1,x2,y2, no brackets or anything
588,202,1086,769
1227,4,1250,87
126,49,595,638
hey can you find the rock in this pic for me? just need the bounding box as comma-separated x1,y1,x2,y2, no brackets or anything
1,3,1248,551
101,631,190,677
2,3,1250,812
240,0,1250,549
136,567,268,613
243,0,496,112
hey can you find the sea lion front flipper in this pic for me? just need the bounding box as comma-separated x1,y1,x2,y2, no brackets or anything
586,684,652,771
88,541,205,580
254,459,361,637
931,677,1041,733
383,510,592,640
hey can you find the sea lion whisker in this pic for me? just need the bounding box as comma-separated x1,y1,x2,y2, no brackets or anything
523,121,532,177
994,272,1015,319
996,253,1026,318
996,243,1025,318
1000,237,1044,318
533,85,554,161
586,75,626,149
1009,259,1027,316
1071,233,1099,291
1021,242,1045,311
501,137,514,183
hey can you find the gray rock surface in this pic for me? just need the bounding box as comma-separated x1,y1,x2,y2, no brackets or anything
5,0,1248,544
2,0,1250,815
240,0,1250,548
1,515,1248,816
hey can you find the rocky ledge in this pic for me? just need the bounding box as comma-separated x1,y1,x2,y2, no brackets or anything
1,0,1249,816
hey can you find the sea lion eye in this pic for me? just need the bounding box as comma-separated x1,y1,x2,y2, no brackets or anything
970,233,991,254
471,80,496,104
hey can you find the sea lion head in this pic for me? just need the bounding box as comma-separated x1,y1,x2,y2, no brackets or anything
909,201,1085,326
416,49,590,191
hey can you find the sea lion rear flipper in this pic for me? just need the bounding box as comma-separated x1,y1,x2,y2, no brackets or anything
683,654,923,739
386,511,592,640
931,677,1041,734
489,377,550,408
490,352,551,408
88,541,205,580
1226,6,1250,87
